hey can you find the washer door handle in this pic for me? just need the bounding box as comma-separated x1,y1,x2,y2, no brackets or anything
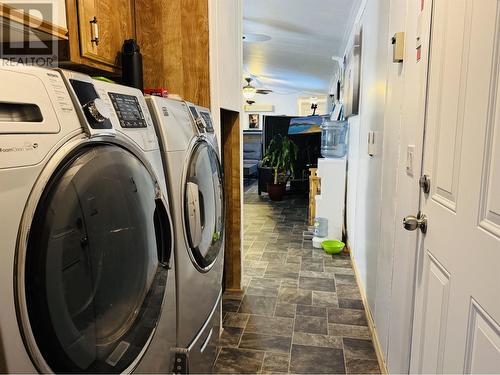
154,198,172,268
187,182,202,248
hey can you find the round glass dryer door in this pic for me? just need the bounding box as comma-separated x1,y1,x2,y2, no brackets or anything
23,145,172,373
184,139,224,271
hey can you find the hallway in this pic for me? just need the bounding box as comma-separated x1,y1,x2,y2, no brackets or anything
214,184,381,374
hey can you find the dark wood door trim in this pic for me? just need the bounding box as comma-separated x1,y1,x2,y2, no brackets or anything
221,109,242,291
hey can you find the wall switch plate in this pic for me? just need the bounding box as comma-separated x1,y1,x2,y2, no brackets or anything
368,131,377,156
392,32,405,63
406,145,415,176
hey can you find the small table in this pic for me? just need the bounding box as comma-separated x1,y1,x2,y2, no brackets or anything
243,161,258,177
308,168,320,225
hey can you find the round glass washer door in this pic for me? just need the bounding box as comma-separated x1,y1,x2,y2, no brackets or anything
183,139,224,271
22,144,172,373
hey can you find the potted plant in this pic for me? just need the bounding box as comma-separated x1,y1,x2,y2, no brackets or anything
261,135,299,201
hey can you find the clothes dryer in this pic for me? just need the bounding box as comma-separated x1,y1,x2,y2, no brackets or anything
0,64,175,373
146,97,224,373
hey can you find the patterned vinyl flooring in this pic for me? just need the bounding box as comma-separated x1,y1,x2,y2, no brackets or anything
213,181,381,374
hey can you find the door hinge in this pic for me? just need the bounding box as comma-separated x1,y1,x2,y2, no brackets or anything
419,174,431,194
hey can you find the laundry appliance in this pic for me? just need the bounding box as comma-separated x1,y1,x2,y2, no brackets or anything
146,97,224,373
0,63,176,373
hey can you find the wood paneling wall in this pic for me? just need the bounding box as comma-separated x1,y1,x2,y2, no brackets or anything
221,109,242,291
135,0,210,107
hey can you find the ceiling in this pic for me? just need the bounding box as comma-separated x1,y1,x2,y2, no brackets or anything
243,0,360,95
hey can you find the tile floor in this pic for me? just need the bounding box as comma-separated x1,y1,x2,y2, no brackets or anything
213,182,381,374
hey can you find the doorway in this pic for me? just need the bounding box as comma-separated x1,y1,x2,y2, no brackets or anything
220,108,242,292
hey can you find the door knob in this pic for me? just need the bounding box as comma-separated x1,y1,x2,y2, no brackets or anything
403,212,427,234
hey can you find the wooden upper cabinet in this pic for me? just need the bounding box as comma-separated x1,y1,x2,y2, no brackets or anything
1,0,135,73
75,0,135,68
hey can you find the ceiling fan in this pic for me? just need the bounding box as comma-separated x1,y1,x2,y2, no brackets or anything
242,77,273,102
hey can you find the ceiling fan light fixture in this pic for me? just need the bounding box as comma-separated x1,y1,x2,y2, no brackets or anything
243,85,257,100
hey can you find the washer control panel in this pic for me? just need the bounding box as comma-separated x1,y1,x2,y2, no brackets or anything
108,92,147,129
69,79,113,130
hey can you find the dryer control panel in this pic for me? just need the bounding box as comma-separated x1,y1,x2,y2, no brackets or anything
187,104,214,134
198,110,214,133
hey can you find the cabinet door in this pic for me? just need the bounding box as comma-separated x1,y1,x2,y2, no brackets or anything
77,0,134,68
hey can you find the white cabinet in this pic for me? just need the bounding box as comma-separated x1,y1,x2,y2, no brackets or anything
315,157,347,241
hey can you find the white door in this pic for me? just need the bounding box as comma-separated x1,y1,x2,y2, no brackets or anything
384,0,433,372
410,0,500,373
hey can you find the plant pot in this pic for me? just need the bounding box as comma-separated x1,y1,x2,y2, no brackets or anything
257,166,274,194
267,183,286,201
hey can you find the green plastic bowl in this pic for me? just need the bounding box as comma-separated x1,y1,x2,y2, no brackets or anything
321,240,345,255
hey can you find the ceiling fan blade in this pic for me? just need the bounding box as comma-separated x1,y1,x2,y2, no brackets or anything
256,89,273,94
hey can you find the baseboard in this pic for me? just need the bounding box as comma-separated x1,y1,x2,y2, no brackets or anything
350,255,389,374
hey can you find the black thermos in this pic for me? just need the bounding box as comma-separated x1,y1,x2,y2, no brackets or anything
121,39,143,92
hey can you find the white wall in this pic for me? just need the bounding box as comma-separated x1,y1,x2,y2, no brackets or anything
242,92,300,130
210,0,243,115
209,0,243,140
384,1,431,371
373,0,408,362
342,0,432,372
344,0,390,313
209,0,244,290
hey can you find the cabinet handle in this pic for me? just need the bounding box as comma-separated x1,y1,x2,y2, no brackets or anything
90,16,99,46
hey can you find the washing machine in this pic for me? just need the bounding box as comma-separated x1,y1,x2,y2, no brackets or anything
0,63,176,373
146,97,224,374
